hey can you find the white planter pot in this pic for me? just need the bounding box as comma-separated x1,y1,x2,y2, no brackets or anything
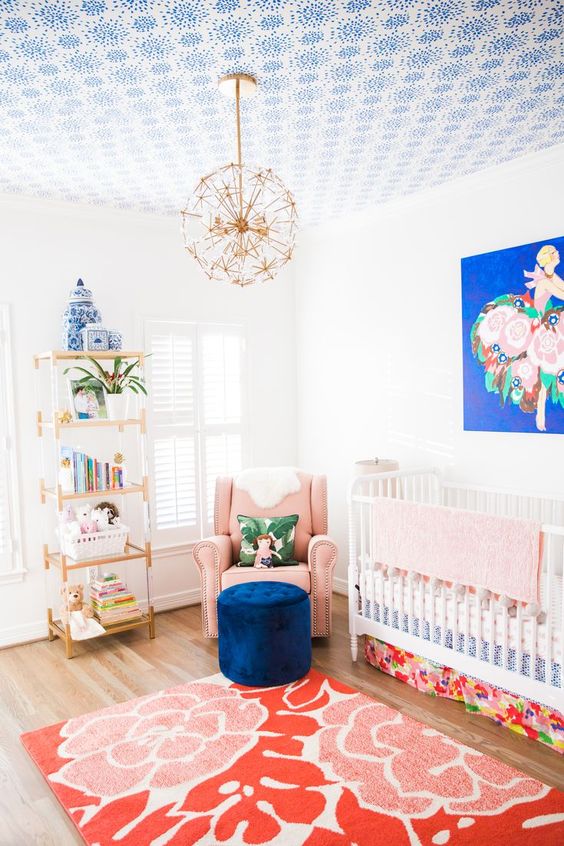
105,393,129,421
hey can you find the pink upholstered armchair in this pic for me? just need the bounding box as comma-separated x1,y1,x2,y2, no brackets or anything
193,471,337,638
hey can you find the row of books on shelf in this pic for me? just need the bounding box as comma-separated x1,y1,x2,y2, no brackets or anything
89,573,142,625
61,447,125,493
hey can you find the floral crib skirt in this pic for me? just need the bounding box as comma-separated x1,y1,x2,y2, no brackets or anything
365,636,564,754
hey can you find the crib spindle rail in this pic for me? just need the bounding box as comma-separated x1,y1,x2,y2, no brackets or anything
348,468,564,712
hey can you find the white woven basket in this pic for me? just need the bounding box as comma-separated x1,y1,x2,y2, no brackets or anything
61,524,129,561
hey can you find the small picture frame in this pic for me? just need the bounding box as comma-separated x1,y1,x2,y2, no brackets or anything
67,379,108,420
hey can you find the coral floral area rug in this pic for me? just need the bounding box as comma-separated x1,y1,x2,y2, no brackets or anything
21,670,564,846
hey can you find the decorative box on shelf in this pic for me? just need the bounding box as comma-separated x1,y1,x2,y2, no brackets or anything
60,524,129,562
80,323,109,352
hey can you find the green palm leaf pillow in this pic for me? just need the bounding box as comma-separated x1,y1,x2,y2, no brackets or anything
237,514,299,566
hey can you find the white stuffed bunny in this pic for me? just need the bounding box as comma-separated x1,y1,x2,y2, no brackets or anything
91,507,110,531
73,504,97,534
75,504,91,524
60,503,81,539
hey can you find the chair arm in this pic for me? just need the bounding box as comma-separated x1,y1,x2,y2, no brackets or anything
308,535,338,572
308,535,338,637
192,535,233,637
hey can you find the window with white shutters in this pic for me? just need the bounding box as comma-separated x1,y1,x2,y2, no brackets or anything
146,321,247,546
0,305,24,582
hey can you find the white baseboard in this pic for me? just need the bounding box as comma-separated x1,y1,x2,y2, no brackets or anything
333,577,348,596
144,588,200,613
0,588,201,649
0,619,48,649
1,583,351,649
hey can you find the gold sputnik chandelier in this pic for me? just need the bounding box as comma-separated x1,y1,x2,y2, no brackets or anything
181,73,297,287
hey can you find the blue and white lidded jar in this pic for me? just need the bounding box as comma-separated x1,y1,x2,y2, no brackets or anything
61,279,103,351
108,330,123,351
81,323,109,351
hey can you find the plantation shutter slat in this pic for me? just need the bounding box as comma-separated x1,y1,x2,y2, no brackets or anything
204,432,243,527
146,321,246,546
199,328,245,528
153,436,197,529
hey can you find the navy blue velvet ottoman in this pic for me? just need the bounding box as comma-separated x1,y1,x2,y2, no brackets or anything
217,581,311,687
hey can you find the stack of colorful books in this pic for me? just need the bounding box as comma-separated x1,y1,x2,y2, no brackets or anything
89,573,142,626
61,447,124,493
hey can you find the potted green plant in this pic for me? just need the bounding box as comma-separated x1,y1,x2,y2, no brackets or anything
65,357,147,420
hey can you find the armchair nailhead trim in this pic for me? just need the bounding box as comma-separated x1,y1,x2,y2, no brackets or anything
321,477,328,535
214,484,220,536
310,540,337,637
193,542,221,638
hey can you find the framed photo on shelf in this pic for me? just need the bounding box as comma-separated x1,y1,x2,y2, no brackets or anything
67,379,108,420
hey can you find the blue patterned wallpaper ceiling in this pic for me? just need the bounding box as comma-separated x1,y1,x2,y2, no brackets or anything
0,1,562,224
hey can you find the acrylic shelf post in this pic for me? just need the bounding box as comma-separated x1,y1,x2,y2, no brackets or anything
35,349,155,658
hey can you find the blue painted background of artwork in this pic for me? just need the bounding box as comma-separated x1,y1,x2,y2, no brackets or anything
461,236,564,435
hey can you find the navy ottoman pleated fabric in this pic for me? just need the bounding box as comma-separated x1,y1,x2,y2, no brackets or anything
217,581,311,687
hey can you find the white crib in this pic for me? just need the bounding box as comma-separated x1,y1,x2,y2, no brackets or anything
348,468,564,712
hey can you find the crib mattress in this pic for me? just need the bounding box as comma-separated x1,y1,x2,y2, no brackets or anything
361,570,563,669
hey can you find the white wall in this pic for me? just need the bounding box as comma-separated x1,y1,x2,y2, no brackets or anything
294,146,564,587
3,145,563,641
0,195,297,646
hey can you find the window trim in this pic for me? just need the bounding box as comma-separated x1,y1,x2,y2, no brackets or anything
0,305,25,584
144,319,250,548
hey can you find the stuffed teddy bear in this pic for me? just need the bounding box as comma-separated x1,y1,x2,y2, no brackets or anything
60,583,94,626
253,534,277,569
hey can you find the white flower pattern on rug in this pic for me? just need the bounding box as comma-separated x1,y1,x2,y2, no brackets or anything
20,671,563,846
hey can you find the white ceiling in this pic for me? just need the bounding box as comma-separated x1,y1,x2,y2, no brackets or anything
0,0,562,225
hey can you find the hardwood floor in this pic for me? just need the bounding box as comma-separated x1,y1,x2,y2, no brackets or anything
0,595,562,845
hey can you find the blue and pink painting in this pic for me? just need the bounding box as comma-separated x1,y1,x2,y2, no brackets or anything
462,237,564,434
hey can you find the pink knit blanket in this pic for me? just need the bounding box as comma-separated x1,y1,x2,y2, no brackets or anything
371,498,542,604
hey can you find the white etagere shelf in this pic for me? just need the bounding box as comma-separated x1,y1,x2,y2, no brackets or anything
34,349,155,658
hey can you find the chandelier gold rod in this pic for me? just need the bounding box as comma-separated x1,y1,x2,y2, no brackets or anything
235,77,242,167
235,77,244,221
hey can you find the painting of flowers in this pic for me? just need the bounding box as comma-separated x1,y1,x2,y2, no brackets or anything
462,237,564,433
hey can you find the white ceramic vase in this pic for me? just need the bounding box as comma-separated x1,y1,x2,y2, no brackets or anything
105,392,129,421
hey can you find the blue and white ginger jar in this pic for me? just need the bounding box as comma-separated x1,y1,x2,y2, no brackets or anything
61,279,102,351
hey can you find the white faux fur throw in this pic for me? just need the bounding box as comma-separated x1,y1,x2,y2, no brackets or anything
234,467,301,509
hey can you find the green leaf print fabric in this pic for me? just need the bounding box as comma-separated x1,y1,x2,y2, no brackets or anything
237,514,299,566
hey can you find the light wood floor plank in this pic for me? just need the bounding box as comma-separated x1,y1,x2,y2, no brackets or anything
0,596,562,845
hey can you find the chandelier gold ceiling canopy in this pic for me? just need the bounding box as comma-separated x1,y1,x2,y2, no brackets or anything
180,73,297,287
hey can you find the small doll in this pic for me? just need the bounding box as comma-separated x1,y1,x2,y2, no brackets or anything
253,534,276,569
